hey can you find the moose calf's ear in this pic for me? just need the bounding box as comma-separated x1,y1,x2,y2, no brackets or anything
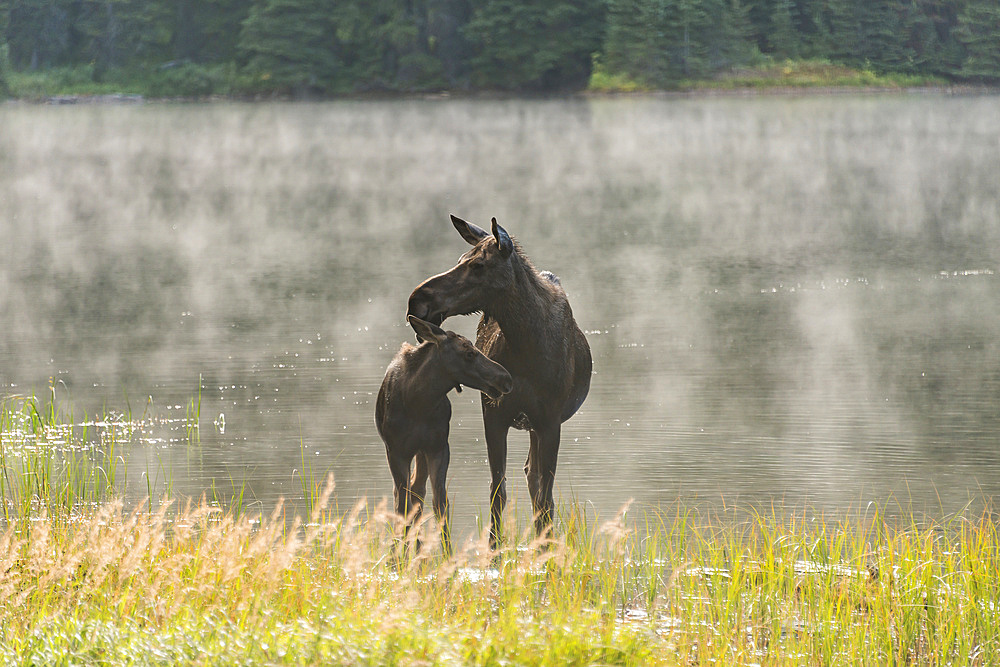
408,315,447,345
491,217,513,257
451,214,491,246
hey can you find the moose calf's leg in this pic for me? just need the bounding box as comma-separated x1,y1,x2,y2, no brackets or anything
426,448,452,554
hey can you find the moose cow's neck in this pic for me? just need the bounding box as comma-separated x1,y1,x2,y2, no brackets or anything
483,252,555,352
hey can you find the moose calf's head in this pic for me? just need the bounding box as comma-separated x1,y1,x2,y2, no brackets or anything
407,215,516,330
408,315,513,400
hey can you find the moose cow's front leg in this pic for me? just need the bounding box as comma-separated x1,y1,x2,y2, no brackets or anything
388,453,421,521
409,451,429,515
483,412,510,550
529,422,560,536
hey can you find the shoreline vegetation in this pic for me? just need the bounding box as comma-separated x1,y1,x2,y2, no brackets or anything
1,60,997,105
3,395,1000,663
3,0,999,107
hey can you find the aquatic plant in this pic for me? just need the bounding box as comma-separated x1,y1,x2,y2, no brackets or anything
0,382,203,522
0,390,125,521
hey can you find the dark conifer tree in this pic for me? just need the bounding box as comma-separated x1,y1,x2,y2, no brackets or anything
175,0,251,64
238,0,341,93
0,4,9,96
5,0,73,69
605,0,754,85
603,0,667,84
768,0,802,58
463,0,605,90
955,0,1000,80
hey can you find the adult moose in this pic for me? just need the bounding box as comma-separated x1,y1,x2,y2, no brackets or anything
407,215,592,547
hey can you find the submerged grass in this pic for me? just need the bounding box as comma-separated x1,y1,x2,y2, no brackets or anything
3,399,999,664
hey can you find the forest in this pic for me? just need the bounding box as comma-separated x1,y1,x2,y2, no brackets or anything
1,0,999,98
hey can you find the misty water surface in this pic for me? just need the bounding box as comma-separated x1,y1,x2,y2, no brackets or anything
1,94,999,534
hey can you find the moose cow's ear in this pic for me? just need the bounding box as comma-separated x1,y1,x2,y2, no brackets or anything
492,217,513,257
408,315,447,345
450,214,490,246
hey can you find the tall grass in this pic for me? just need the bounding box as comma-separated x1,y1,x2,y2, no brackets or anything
0,477,997,663
3,398,998,664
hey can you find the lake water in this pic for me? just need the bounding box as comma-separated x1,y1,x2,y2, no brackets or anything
2,93,999,534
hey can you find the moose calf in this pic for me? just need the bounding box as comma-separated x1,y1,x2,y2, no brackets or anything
376,315,512,548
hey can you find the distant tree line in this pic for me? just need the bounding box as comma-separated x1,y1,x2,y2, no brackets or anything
1,0,998,97
604,0,1000,85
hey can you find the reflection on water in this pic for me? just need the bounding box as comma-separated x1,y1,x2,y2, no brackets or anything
1,95,999,533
